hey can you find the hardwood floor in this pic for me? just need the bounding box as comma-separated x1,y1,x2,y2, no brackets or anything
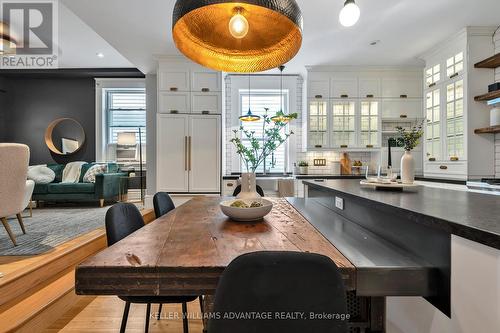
44,296,204,333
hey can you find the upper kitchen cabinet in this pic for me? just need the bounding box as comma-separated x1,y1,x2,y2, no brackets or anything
331,77,358,98
308,99,329,149
191,92,222,114
158,68,190,92
191,68,222,92
381,77,422,98
382,99,423,119
307,78,330,99
421,27,495,180
358,78,381,98
159,91,191,114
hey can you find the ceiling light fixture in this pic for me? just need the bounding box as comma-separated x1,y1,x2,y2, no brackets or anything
0,22,17,55
339,0,360,27
172,0,303,73
239,74,261,122
271,65,292,123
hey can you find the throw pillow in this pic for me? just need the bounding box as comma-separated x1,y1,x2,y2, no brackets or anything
83,164,107,183
27,165,56,184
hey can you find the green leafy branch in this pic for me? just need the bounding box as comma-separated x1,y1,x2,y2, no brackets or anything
395,120,424,151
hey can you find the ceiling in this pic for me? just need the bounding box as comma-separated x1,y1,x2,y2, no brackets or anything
61,0,500,74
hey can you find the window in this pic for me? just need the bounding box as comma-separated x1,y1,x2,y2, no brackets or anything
239,90,288,173
105,89,146,144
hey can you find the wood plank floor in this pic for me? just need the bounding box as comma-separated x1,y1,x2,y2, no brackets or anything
44,296,204,333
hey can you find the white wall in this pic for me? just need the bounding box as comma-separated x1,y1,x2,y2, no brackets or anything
146,74,157,195
494,29,500,178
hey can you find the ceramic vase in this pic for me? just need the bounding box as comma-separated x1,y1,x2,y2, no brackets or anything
299,166,308,175
400,150,415,184
237,172,261,199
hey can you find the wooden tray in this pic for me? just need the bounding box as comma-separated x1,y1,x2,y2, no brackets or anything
360,180,420,191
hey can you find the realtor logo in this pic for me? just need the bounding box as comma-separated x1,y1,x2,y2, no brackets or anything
1,0,58,68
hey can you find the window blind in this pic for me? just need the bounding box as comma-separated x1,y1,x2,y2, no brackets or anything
106,90,146,144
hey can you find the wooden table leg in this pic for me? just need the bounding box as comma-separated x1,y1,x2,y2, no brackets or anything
202,295,215,333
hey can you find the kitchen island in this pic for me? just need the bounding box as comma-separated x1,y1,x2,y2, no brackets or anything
303,179,500,333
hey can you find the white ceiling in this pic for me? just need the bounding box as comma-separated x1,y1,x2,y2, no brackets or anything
61,0,500,74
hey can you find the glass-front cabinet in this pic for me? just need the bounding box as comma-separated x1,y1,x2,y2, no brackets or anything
308,100,329,148
331,100,356,148
445,79,464,160
425,89,441,160
360,101,379,147
446,52,463,79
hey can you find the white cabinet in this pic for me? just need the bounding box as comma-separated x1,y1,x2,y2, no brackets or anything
157,114,221,193
308,99,329,149
158,92,191,114
222,179,238,196
359,100,381,147
191,92,222,114
359,78,381,98
331,100,356,148
158,69,190,92
308,79,330,99
381,78,422,98
191,70,221,92
157,114,189,192
382,99,423,119
331,78,358,98
188,115,221,192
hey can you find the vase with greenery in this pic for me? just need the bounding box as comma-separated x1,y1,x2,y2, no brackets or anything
395,121,424,184
230,110,297,198
298,161,309,175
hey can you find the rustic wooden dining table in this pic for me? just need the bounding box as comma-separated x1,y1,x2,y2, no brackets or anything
75,196,355,330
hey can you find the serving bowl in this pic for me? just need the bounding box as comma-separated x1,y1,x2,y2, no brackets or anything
220,199,273,222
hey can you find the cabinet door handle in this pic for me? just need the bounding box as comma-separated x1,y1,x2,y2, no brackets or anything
428,157,436,162
366,144,374,148
226,183,234,187
170,110,179,114
400,94,408,99
439,165,448,170
399,114,408,118
450,156,459,161
315,94,323,99
340,145,348,148
201,110,210,115
170,87,178,92
201,88,210,92
340,94,349,98
428,83,436,88
366,94,374,98
184,136,188,171
314,144,323,148
449,73,459,79
188,136,192,171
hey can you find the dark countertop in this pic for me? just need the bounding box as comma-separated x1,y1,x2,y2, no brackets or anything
304,179,500,250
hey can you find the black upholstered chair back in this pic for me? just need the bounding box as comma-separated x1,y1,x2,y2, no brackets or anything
209,251,348,333
232,184,265,197
153,192,176,218
105,203,145,246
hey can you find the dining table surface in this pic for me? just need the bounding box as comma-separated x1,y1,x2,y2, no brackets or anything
75,196,356,297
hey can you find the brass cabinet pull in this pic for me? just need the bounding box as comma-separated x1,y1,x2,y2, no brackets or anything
439,165,448,170
315,95,323,99
201,88,210,92
226,183,234,187
170,87,178,92
184,136,188,171
428,157,436,162
366,144,374,148
449,73,459,79
170,110,179,114
366,94,374,98
428,83,436,88
400,114,408,118
400,94,408,99
188,136,192,171
201,110,210,115
340,94,349,98
314,144,323,148
340,145,348,148
450,156,459,161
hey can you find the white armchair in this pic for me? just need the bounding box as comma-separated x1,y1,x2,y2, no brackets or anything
24,180,35,217
0,143,30,246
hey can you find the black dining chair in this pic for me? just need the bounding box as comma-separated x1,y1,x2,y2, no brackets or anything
105,203,198,333
153,192,176,218
232,184,265,197
208,251,349,333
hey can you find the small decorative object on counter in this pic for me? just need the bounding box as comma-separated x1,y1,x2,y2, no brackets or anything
298,161,309,175
490,106,500,126
340,152,352,175
395,121,424,184
352,160,363,175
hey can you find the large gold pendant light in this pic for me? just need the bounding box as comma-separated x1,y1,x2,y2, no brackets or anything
0,22,17,55
172,0,303,73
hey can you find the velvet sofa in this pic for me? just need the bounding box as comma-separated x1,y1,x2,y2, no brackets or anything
32,162,127,207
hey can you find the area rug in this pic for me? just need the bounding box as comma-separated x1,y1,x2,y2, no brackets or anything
0,206,109,256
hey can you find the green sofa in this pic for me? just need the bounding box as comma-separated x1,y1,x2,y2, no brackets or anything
32,162,127,207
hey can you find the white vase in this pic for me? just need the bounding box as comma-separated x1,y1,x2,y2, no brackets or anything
299,166,308,175
237,172,261,199
400,150,415,184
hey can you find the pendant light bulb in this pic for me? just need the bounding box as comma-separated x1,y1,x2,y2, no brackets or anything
229,9,249,39
339,0,360,27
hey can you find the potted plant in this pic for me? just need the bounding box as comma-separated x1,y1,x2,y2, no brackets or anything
395,121,424,184
230,111,297,198
298,161,309,175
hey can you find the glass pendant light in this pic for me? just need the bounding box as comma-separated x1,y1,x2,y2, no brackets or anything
172,0,303,72
339,0,360,27
271,65,292,123
239,74,261,122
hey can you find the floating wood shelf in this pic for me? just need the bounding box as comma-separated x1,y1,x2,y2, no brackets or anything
474,90,500,102
474,53,500,68
474,125,500,134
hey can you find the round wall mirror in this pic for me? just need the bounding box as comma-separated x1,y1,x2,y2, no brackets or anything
45,118,86,155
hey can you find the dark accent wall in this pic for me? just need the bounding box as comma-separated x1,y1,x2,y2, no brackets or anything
0,68,144,165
